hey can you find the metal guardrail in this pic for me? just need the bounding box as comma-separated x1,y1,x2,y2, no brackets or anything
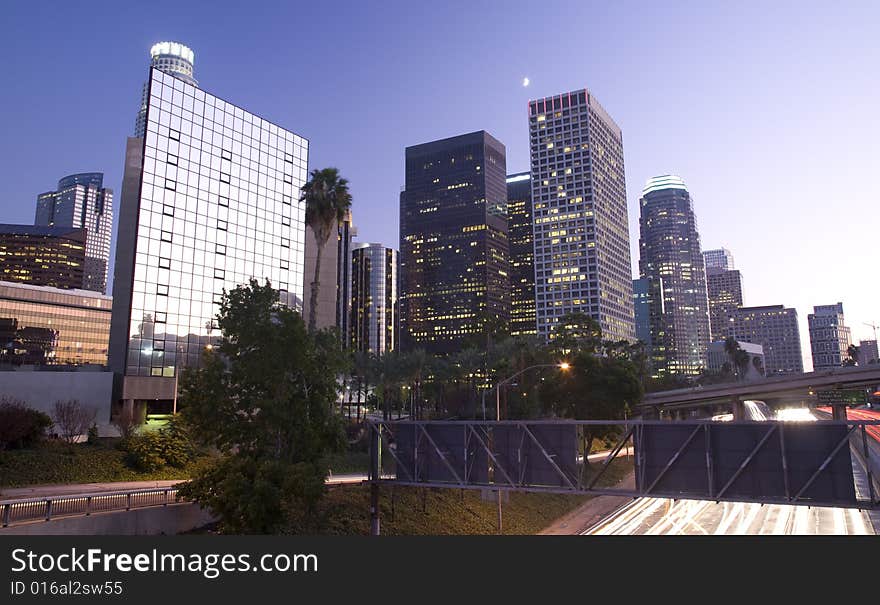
0,487,182,528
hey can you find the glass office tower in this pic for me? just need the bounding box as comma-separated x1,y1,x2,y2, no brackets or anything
0,225,87,289
507,172,537,337
399,131,509,355
638,175,711,377
350,243,397,354
109,67,308,388
35,173,113,293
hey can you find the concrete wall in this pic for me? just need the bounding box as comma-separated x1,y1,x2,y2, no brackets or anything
0,370,114,436
0,503,215,535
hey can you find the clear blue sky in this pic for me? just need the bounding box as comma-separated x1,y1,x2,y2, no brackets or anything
3,1,878,369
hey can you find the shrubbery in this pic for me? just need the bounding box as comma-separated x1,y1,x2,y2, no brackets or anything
0,398,53,450
125,418,196,471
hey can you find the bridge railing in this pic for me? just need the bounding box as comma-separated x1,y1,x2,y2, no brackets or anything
0,487,182,528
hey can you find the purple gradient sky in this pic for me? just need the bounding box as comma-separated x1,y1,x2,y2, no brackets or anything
2,1,878,369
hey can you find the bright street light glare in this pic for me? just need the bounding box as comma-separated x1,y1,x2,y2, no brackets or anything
558,362,570,370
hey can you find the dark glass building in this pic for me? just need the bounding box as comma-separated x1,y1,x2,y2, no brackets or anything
632,277,654,350
350,243,397,354
506,172,536,337
638,175,711,377
399,131,509,355
0,224,87,289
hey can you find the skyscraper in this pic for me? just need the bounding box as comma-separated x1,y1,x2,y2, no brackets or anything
528,89,634,342
702,248,734,271
35,173,113,293
706,267,744,340
350,243,397,354
729,305,804,375
135,42,197,138
506,172,536,337
632,277,654,351
858,340,879,365
808,303,852,370
0,224,87,289
399,131,509,355
109,63,308,408
638,175,710,376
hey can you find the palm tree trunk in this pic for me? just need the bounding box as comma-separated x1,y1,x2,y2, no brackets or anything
309,241,324,333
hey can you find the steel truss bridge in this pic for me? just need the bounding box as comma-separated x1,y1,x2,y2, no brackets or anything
366,418,880,534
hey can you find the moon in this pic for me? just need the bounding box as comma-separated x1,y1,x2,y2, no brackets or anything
522,77,530,87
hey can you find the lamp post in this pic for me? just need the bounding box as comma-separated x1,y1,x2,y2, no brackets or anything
488,362,571,533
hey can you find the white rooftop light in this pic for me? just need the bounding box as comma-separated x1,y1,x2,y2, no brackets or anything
642,174,687,196
150,41,195,65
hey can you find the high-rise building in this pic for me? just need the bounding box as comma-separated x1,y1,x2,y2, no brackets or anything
337,211,356,341
506,172,536,337
632,277,654,351
706,268,744,340
302,210,355,340
638,175,710,377
808,303,852,370
0,225,87,289
0,281,111,366
135,42,197,137
109,64,308,408
35,173,113,293
729,305,804,375
350,243,397,354
702,248,734,271
399,131,509,355
528,89,634,342
858,340,879,365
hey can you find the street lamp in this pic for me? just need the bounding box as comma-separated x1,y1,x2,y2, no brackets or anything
482,362,571,421
483,362,571,533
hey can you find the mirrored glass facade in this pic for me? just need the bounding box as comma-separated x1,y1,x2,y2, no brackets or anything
0,281,111,366
350,243,397,354
110,67,308,378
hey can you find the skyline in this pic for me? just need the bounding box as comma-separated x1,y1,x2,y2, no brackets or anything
2,1,878,368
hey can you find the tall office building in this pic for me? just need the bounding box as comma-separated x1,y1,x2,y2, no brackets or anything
303,210,356,340
35,173,113,293
638,175,710,377
350,243,397,354
399,131,509,355
858,340,879,365
632,277,654,351
135,42,197,137
702,248,734,271
109,64,308,407
808,303,852,370
506,172,536,337
706,267,744,340
528,89,634,342
729,305,803,375
0,225,87,289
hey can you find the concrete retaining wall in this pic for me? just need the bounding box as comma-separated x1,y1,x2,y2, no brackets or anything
0,370,114,436
0,503,216,535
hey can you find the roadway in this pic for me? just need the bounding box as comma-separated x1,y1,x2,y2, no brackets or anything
583,407,878,535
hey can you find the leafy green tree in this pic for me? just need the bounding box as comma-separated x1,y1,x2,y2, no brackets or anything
845,344,859,366
301,167,352,333
549,312,603,355
541,349,643,459
177,279,346,534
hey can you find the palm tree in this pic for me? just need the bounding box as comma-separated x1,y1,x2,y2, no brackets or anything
301,167,352,333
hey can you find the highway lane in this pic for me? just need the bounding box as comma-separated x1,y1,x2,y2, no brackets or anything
584,496,872,535
583,406,877,535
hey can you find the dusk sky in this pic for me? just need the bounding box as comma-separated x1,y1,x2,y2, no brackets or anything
2,1,878,369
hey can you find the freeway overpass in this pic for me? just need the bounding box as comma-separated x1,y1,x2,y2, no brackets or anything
638,365,880,419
